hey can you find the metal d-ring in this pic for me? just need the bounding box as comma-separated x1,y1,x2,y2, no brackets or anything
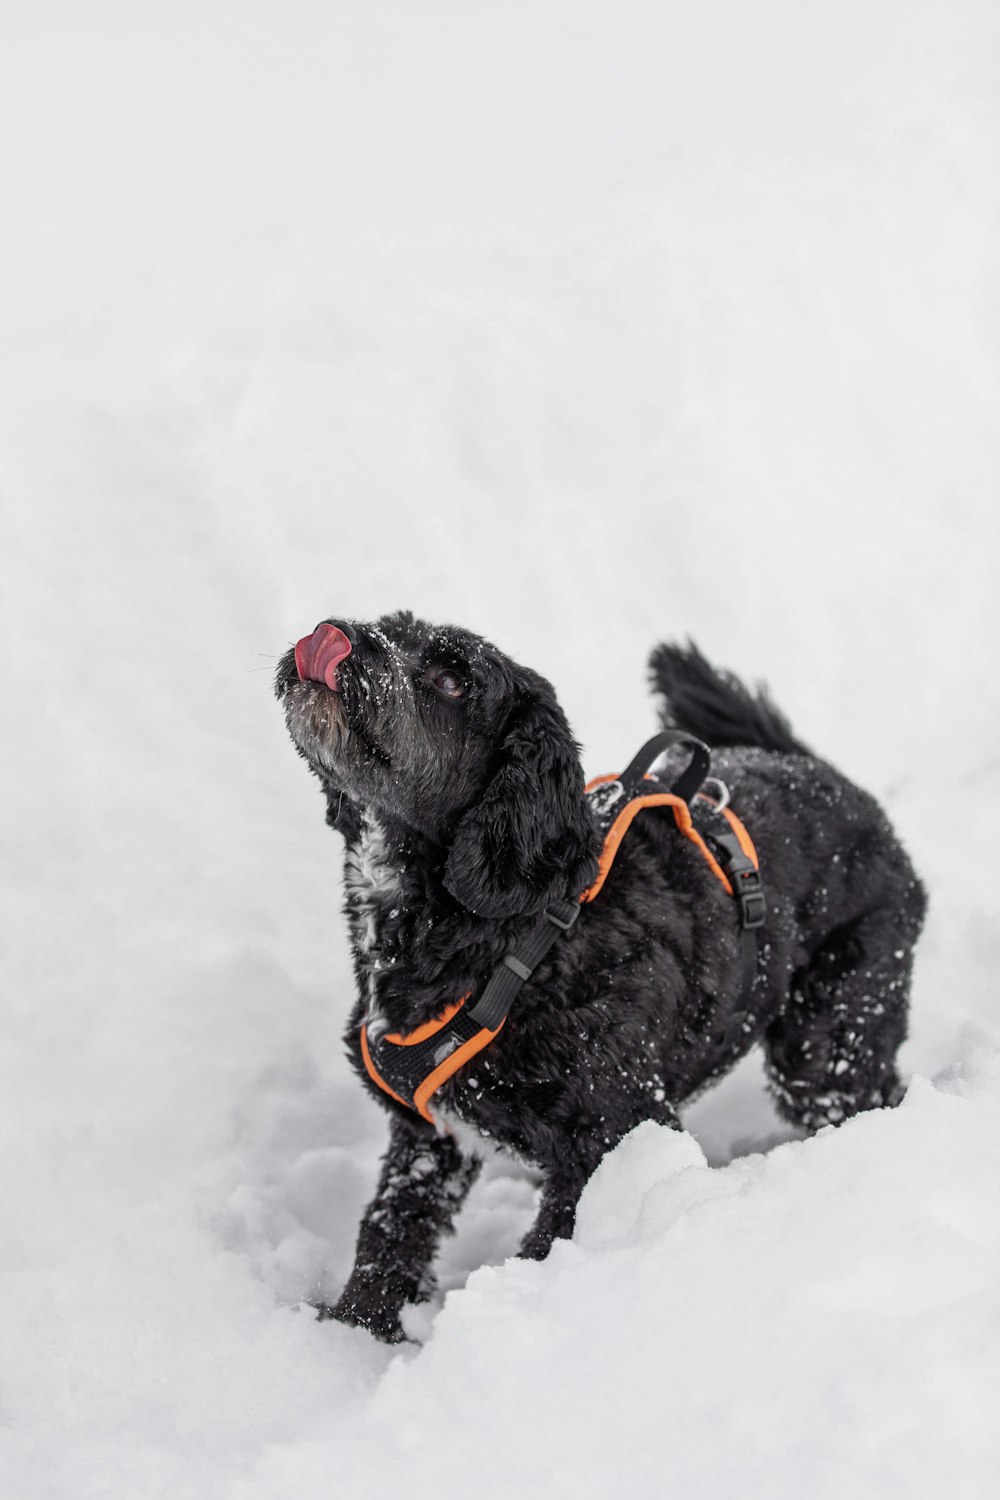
698,777,731,812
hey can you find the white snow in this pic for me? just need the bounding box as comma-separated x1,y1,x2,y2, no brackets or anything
1,3,999,1496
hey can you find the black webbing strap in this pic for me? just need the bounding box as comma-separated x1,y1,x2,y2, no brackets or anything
467,898,580,1031
696,820,767,1033
618,730,712,805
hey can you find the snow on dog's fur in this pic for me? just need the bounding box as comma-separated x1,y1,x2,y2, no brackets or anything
276,612,925,1343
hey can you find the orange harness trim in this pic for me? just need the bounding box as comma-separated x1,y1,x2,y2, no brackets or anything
361,998,505,1123
360,739,763,1126
581,776,759,904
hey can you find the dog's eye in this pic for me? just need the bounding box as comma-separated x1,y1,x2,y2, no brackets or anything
431,670,465,699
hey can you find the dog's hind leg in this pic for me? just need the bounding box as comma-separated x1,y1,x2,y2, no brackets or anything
322,1115,480,1342
518,1167,586,1260
519,1097,683,1261
763,906,919,1132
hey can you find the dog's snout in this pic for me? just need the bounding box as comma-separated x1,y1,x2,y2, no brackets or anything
294,622,353,689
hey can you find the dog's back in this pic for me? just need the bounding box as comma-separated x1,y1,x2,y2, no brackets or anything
647,638,925,1130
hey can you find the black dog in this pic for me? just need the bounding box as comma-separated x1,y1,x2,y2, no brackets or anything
275,612,924,1342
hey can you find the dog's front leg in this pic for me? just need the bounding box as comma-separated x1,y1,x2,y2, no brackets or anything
322,1114,479,1343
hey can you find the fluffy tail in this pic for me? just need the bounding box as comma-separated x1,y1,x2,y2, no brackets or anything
649,641,808,755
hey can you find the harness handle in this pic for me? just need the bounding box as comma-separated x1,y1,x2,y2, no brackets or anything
618,730,711,805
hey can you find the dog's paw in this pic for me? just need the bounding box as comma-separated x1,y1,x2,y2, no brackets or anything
313,1293,408,1345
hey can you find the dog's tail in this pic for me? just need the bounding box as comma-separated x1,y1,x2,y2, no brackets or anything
649,640,809,755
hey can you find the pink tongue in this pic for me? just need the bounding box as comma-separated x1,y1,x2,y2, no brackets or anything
294,623,353,690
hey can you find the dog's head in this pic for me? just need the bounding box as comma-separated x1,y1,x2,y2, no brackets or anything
275,610,599,919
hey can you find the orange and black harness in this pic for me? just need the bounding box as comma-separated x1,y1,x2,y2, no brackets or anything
361,732,766,1125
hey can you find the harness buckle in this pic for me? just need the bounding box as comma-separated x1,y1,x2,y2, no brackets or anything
734,869,767,930
503,954,533,981
545,900,580,932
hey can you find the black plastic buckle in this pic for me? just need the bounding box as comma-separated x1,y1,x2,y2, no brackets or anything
734,870,767,930
545,900,580,932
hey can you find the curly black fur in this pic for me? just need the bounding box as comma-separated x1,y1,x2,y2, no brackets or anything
276,612,925,1342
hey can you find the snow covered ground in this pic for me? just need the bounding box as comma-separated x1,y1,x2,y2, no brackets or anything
2,4,998,1496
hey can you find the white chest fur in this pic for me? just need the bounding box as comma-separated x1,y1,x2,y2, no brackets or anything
344,812,402,1036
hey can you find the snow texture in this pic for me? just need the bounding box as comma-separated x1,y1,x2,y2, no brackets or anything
1,3,999,1496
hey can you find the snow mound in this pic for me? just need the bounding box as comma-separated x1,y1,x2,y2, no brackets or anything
221,1058,1000,1500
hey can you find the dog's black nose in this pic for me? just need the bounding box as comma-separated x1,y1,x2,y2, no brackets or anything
323,619,357,645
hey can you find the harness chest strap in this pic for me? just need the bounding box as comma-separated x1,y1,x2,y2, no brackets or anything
359,996,489,1123
359,897,580,1124
360,734,765,1124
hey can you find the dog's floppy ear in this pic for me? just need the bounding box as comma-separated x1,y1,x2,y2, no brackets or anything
443,680,599,920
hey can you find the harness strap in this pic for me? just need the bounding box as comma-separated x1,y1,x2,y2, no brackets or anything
618,729,712,805
361,898,579,1123
467,899,579,1031
694,812,767,1045
361,1000,497,1123
581,787,741,903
